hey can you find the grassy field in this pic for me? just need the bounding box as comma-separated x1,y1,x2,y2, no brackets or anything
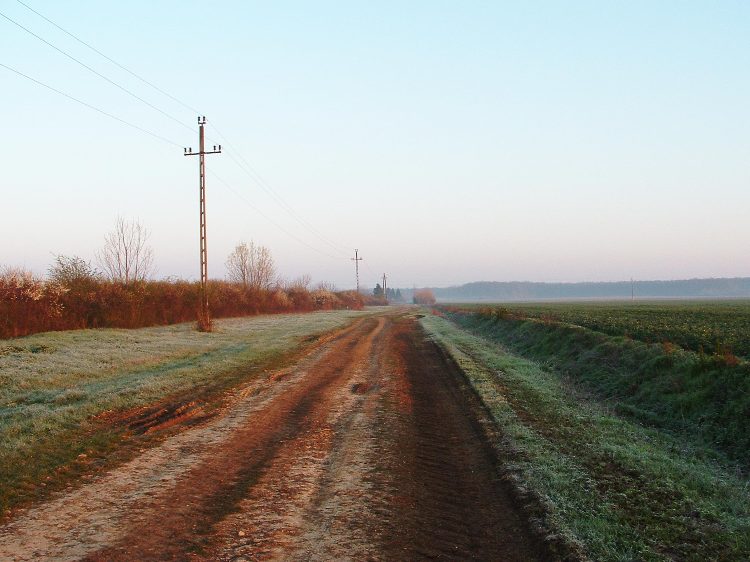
0,310,368,514
422,305,750,561
460,300,750,358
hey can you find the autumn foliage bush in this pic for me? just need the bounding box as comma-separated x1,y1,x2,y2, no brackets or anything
412,289,436,305
0,268,66,338
0,268,363,339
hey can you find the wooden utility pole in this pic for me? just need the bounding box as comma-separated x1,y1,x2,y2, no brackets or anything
351,249,363,293
382,273,387,302
184,116,221,329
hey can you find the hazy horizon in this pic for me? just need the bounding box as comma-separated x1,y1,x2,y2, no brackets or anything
3,1,749,289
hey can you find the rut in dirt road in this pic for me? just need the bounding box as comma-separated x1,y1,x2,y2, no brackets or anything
0,312,550,561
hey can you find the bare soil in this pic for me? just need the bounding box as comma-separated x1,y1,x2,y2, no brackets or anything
0,312,551,561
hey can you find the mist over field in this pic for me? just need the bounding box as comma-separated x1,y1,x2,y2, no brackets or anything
416,278,750,302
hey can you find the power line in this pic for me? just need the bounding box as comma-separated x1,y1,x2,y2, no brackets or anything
8,1,355,261
14,0,202,116
0,9,193,132
224,146,352,257
351,250,363,293
10,1,353,259
210,128,352,258
363,259,381,284
0,61,182,147
2,69,346,280
184,117,221,329
209,171,348,262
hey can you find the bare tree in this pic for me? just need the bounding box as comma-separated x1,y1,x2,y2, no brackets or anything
316,281,337,292
96,217,154,284
225,242,251,287
284,274,311,291
226,241,276,290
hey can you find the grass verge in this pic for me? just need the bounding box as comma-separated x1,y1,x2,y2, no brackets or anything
420,312,750,561
0,310,368,515
446,309,750,467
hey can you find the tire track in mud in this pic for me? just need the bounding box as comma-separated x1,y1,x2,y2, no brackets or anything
0,317,376,561
0,312,551,561
83,317,386,561
206,314,548,561
205,316,391,560
386,318,545,560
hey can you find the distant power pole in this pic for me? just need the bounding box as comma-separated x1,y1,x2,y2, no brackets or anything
631,278,635,301
184,116,221,329
351,249,363,293
382,273,387,301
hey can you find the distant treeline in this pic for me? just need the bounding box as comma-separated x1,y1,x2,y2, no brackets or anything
400,278,750,302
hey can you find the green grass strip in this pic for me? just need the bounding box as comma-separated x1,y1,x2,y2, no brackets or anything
420,314,750,562
448,310,750,467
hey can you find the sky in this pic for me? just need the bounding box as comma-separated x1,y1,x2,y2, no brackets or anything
2,1,749,289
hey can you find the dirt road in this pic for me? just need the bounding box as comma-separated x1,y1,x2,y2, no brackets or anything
0,312,549,561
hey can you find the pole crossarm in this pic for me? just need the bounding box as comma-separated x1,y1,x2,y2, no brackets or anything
185,149,222,156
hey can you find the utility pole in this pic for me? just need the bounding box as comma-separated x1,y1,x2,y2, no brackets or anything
351,249,363,293
382,273,387,302
184,116,221,330
631,278,635,301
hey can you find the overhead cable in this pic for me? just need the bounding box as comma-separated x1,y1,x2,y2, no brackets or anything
210,125,352,258
8,1,355,258
210,171,350,262
14,0,202,116
0,61,182,147
0,9,193,132
11,1,352,258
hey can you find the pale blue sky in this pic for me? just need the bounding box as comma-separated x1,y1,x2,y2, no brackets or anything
2,1,749,288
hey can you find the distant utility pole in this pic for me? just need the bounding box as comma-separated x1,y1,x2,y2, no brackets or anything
382,273,387,301
184,116,221,329
631,278,635,301
351,249,363,293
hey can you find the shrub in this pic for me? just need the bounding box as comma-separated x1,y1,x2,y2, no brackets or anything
0,272,361,339
412,289,436,305
0,268,65,337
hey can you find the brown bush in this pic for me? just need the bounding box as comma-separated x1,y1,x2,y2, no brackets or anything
336,291,364,310
0,268,65,337
0,273,362,339
412,289,436,305
362,294,387,306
